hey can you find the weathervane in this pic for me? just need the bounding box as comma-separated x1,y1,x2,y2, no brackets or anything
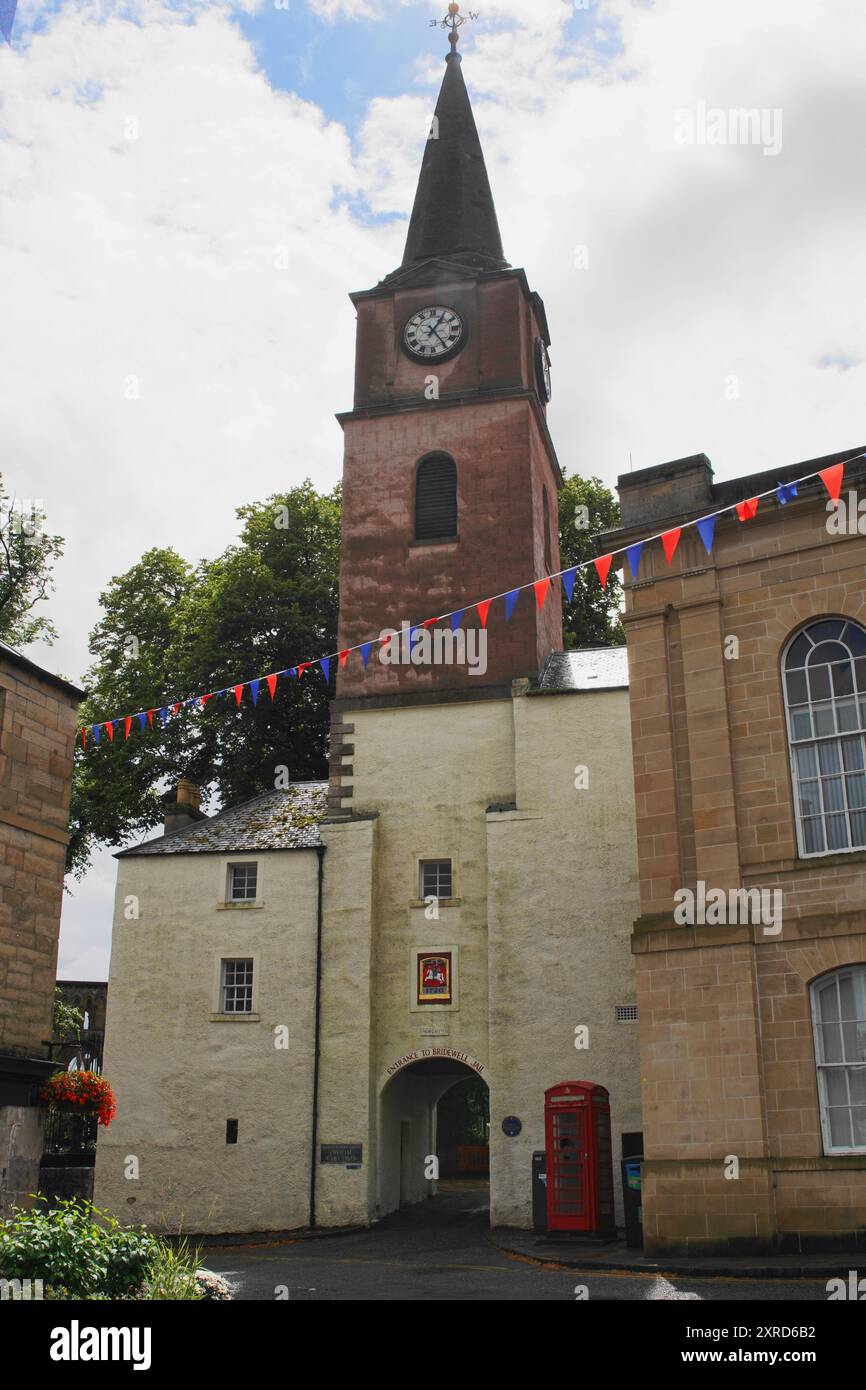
430,3,479,52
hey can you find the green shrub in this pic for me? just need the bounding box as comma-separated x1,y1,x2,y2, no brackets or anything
0,1197,158,1299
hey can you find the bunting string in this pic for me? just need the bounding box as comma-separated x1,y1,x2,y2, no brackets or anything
78,454,863,749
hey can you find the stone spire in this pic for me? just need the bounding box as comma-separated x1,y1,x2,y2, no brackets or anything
400,9,507,274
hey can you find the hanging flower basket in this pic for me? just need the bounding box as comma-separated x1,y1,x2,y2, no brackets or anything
39,1071,117,1128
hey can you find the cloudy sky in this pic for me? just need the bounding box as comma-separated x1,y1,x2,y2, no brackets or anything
2,0,864,977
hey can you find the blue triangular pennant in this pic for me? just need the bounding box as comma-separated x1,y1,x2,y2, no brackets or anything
0,2,17,45
160,707,169,727
696,516,716,556
92,725,101,745
361,642,373,669
250,679,260,706
776,481,798,506
137,712,146,732
320,658,330,684
451,609,465,632
626,543,644,581
560,572,576,604
504,589,521,620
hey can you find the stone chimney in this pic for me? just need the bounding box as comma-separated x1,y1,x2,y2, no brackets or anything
163,779,205,835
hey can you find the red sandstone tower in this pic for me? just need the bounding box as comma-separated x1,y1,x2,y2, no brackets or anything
335,35,563,699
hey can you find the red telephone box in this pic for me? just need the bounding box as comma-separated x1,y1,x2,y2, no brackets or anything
544,1082,615,1233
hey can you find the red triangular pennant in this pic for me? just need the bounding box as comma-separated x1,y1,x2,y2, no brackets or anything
477,600,491,629
105,722,114,743
297,662,312,677
201,693,213,708
234,685,244,707
172,702,181,717
534,578,551,609
736,497,759,522
661,528,681,564
594,554,613,588
819,462,845,503
338,650,350,669
422,617,438,629
81,727,87,748
147,709,155,729
266,674,278,701
124,716,132,741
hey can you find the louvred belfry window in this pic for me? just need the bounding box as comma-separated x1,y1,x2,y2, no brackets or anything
415,455,457,541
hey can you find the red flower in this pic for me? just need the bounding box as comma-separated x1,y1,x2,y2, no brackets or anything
39,1070,117,1127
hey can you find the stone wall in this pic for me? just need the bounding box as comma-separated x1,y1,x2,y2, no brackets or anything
0,656,80,1057
615,451,866,1252
94,848,321,1234
0,651,81,1218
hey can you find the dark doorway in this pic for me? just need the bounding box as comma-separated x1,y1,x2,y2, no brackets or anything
436,1074,489,1178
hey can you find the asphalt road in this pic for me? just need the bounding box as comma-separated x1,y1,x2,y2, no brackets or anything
205,1181,832,1303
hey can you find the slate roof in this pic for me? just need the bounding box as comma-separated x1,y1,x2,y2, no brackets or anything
399,51,508,275
118,783,328,857
537,647,629,693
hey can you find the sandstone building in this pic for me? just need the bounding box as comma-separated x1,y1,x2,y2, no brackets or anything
607,449,866,1254
0,640,83,1215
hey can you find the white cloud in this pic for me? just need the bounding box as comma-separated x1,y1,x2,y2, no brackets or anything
4,0,865,974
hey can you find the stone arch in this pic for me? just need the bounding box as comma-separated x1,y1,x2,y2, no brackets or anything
375,1051,490,1220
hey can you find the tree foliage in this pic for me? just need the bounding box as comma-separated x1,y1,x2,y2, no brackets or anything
557,471,625,649
68,470,622,877
68,482,340,877
0,475,64,647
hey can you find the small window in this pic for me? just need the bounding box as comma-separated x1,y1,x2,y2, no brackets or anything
420,860,452,900
226,1119,239,1145
228,862,258,902
221,959,254,1014
415,455,457,541
811,966,866,1154
542,487,553,574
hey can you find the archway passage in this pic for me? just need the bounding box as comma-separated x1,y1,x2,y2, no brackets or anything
378,1059,490,1224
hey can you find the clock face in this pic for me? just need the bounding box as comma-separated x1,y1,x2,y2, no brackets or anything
403,306,465,361
534,337,552,402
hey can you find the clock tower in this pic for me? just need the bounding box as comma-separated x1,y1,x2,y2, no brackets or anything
334,28,563,703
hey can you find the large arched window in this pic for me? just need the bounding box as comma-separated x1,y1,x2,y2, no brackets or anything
811,966,866,1153
783,618,866,857
415,454,457,542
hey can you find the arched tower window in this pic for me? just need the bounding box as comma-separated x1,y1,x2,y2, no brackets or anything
415,454,457,541
783,618,866,856
810,966,866,1153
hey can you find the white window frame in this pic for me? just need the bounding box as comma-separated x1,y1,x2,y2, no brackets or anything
782,618,866,859
227,861,259,903
419,858,453,901
810,965,866,1156
220,958,254,1015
